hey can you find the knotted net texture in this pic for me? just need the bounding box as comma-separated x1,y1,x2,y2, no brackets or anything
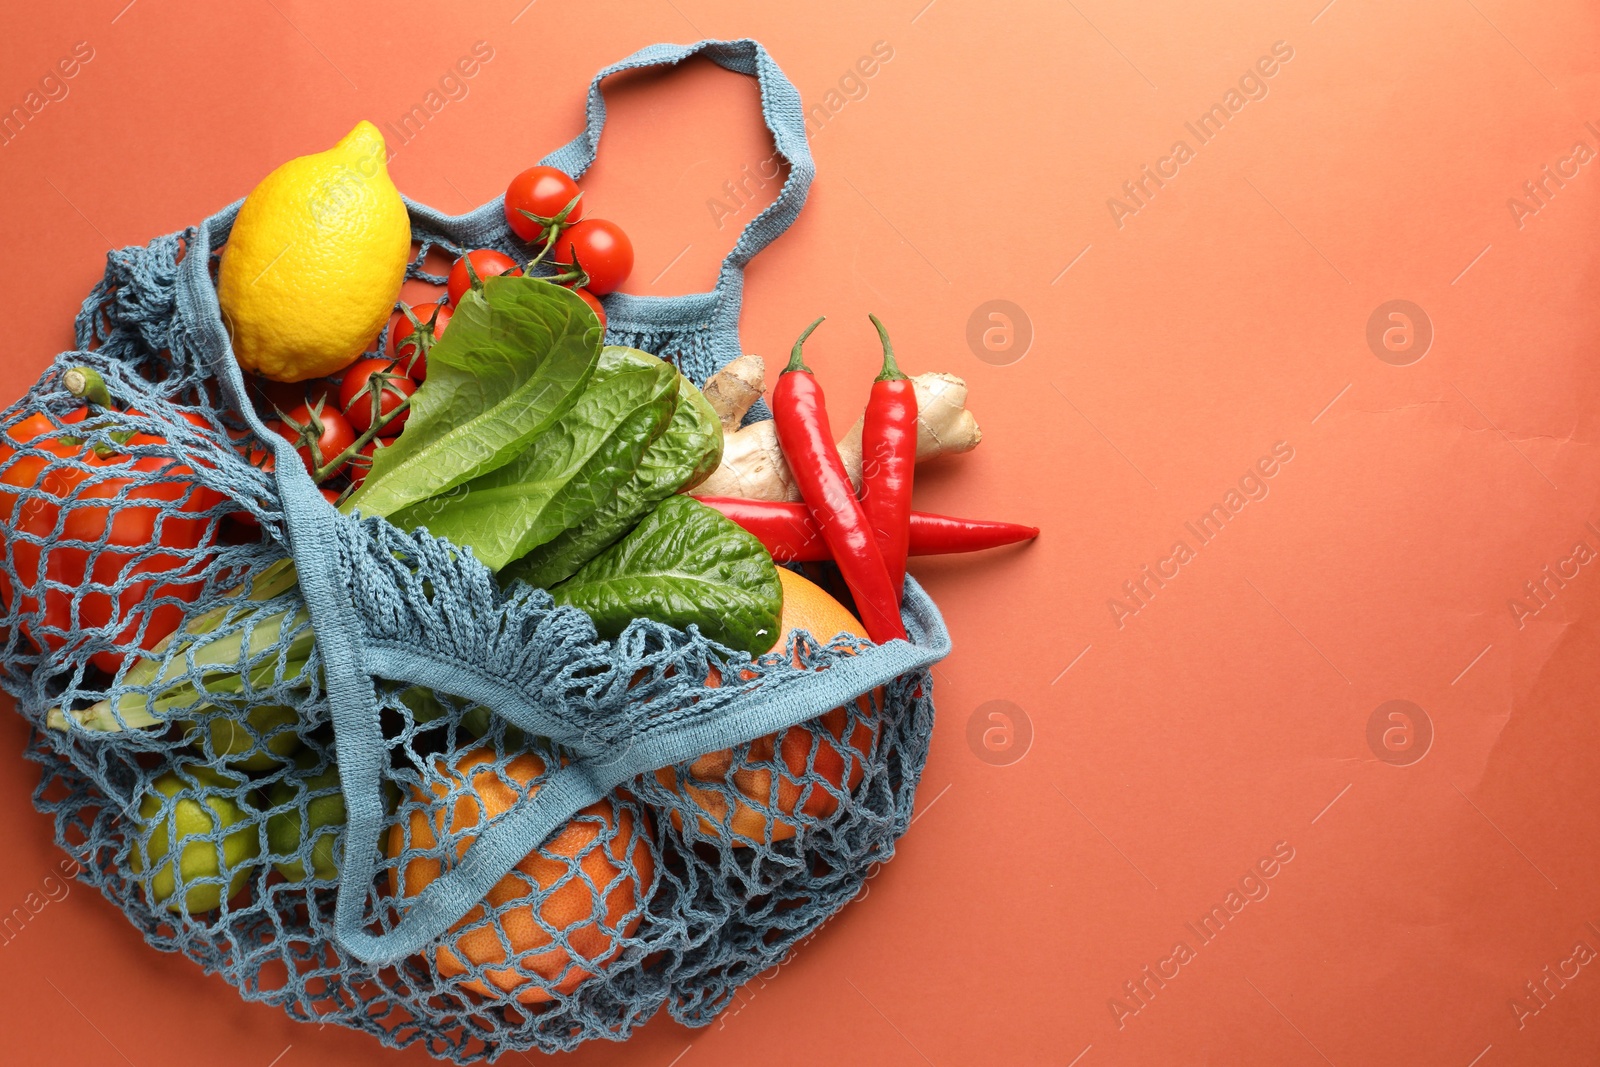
2,207,948,1061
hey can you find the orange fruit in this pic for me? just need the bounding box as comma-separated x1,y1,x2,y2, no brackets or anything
655,568,880,846
387,747,653,1004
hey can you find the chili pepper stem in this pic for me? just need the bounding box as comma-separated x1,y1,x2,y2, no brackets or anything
786,316,825,373
63,366,114,408
867,314,907,381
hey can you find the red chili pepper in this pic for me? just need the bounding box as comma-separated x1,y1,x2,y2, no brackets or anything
698,497,1039,563
0,370,224,674
859,315,916,607
771,318,906,644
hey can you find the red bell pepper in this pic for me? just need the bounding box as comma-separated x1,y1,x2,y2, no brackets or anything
0,391,224,675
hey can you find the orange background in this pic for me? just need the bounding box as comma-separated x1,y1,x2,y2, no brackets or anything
3,1,1600,1064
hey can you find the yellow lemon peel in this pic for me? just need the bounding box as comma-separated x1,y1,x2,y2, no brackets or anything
218,121,411,383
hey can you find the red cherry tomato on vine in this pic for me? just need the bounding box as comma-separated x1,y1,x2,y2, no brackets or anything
551,219,632,295
504,166,584,244
272,404,355,478
573,288,606,331
304,377,341,410
390,302,451,383
446,249,521,307
347,438,387,491
338,359,415,437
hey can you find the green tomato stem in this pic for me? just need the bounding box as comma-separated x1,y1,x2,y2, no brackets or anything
314,390,410,486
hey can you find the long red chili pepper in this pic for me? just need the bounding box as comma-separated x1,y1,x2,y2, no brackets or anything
698,497,1039,563
771,318,907,644
859,315,916,607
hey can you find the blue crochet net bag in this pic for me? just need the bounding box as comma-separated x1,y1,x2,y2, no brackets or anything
2,39,951,1061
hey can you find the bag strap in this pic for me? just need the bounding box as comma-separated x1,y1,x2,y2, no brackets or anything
184,208,403,970
537,37,815,372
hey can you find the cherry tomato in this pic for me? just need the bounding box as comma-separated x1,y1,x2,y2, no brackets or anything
338,359,415,437
504,166,584,244
446,249,521,307
250,376,309,417
347,438,387,491
304,377,341,410
390,302,451,383
272,404,355,479
573,288,606,331
550,219,632,295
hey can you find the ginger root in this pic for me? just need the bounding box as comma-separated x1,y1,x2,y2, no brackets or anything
691,354,982,502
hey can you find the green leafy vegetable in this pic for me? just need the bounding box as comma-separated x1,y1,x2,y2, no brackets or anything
551,494,782,654
346,277,601,519
393,350,678,571
506,347,723,588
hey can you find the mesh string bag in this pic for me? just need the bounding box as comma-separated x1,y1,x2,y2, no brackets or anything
1,38,952,1062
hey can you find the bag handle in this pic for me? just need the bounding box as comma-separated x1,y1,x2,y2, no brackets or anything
539,37,814,280
536,38,814,374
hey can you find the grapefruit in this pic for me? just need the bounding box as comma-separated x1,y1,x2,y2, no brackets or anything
655,568,880,846
388,747,653,1003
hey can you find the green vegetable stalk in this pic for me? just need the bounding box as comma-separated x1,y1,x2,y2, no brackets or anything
47,560,312,732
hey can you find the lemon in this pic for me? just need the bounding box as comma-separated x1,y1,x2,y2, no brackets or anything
131,767,260,914
218,121,412,382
